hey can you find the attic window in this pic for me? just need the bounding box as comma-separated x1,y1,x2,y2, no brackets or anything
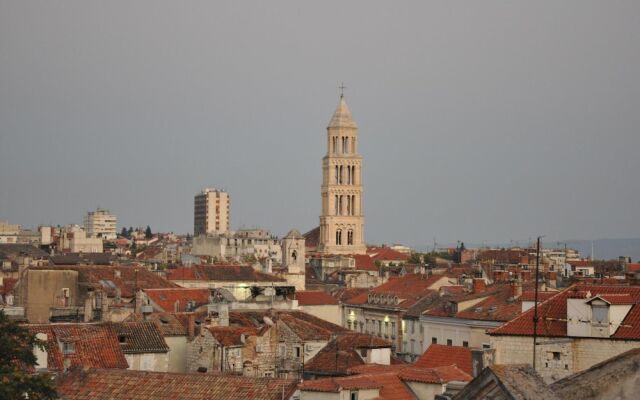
159,318,169,324
592,304,609,326
60,341,75,355
118,335,127,344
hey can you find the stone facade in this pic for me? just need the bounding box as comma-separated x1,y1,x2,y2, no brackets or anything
318,95,366,255
491,335,640,383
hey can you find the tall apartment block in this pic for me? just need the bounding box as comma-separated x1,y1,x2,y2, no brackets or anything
194,188,230,236
84,208,117,240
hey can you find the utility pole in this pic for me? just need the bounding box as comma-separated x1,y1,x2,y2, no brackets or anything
532,236,542,369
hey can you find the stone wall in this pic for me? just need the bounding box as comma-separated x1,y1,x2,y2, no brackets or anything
491,335,640,382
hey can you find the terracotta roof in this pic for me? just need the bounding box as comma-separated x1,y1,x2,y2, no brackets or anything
0,277,17,296
31,265,177,298
167,265,286,282
491,285,640,338
415,344,473,376
353,254,377,271
454,285,523,322
56,368,298,400
304,333,391,375
292,291,339,305
26,323,128,371
331,287,369,303
208,326,257,346
627,263,640,273
348,364,471,384
277,311,348,341
518,291,557,302
299,375,380,393
303,226,320,250
367,246,410,263
145,288,211,312
145,312,189,336
345,274,449,310
114,321,169,354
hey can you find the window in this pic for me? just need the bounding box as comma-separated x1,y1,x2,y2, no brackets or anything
61,341,75,355
553,352,561,360
447,339,452,346
347,230,354,245
463,341,469,348
391,322,396,338
350,391,358,400
482,344,491,349
432,337,437,344
295,346,301,358
336,229,342,245
592,304,609,326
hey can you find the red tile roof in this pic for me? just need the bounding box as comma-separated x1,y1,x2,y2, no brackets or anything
627,263,640,273
367,246,410,263
26,323,128,371
56,368,298,400
292,291,339,305
113,321,169,354
208,326,257,346
167,265,286,282
345,274,449,310
414,344,473,376
145,288,211,312
353,254,377,271
518,291,557,302
490,285,640,339
304,333,392,374
32,265,177,298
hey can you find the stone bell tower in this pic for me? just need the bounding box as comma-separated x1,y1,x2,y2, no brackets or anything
282,229,306,290
318,93,366,255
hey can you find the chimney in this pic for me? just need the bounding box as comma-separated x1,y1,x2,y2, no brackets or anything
511,278,522,298
472,278,486,293
187,312,196,338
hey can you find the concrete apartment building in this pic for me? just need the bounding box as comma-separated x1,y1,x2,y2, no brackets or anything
194,188,229,236
84,208,117,240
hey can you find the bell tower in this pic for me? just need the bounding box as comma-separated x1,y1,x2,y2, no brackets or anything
318,92,366,255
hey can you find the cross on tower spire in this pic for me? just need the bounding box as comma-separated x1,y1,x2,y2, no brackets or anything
339,82,347,98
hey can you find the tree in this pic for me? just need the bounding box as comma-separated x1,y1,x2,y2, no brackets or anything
144,226,152,239
0,311,57,399
408,253,422,264
127,227,134,236
120,227,129,238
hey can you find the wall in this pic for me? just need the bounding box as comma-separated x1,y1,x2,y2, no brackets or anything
300,304,341,326
165,336,187,373
125,352,169,372
404,381,445,400
25,269,79,323
491,335,640,383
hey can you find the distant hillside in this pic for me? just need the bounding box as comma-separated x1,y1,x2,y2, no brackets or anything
414,238,640,262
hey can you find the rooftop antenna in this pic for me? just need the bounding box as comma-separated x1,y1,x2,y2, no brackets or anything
532,235,544,370
591,240,595,261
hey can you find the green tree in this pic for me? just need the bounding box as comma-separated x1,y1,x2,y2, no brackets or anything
408,253,422,264
0,311,57,399
144,226,152,239
120,227,128,238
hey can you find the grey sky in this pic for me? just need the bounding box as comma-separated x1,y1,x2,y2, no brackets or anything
1,1,639,247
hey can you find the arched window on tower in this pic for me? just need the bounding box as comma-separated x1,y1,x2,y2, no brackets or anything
334,195,339,215
291,250,297,261
339,166,343,184
351,195,356,215
336,229,342,245
347,166,351,184
344,137,349,154
346,196,351,215
347,230,353,245
332,137,338,154
335,166,339,184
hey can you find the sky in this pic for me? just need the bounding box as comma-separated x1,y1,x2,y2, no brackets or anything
1,1,639,248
